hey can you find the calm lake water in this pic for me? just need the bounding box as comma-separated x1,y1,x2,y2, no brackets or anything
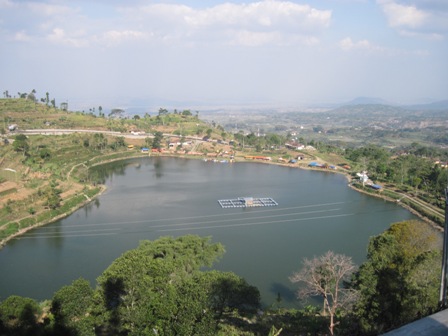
0,157,417,307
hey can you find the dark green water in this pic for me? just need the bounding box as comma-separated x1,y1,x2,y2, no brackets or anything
0,157,417,307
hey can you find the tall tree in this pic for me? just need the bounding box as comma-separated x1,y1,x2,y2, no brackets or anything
95,235,226,335
352,220,441,335
51,278,95,336
152,131,163,150
158,108,168,116
109,108,124,119
290,251,358,336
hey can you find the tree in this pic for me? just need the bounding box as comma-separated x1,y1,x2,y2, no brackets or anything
265,133,283,147
51,278,95,335
158,108,168,116
95,235,226,335
109,108,124,119
0,295,41,335
42,182,62,210
60,102,68,111
202,271,260,319
26,89,36,102
1,236,261,335
290,251,358,335
93,133,107,151
181,109,192,116
152,131,163,150
352,220,441,334
111,136,126,150
144,137,153,148
12,134,29,155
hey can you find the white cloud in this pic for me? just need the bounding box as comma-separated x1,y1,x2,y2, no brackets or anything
98,30,150,46
0,1,331,48
47,28,88,48
1,1,445,105
13,30,30,42
377,0,448,39
119,1,331,46
339,36,430,57
339,37,384,51
27,2,78,17
379,1,428,28
181,1,331,29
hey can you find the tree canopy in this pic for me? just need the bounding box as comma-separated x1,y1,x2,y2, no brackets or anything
0,235,258,336
352,220,442,335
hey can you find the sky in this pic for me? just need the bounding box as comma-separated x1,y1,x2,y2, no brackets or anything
0,0,447,110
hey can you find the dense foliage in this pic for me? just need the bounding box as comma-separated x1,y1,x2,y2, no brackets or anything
0,235,261,336
0,222,445,335
344,144,447,196
351,220,441,335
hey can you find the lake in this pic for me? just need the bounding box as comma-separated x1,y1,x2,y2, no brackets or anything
0,157,417,307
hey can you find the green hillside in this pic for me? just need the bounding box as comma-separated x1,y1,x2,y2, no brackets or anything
0,98,228,245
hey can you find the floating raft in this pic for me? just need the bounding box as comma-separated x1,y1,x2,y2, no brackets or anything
218,197,278,208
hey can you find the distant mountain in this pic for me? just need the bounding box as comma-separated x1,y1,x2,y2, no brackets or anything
328,103,405,115
406,99,448,110
343,97,392,106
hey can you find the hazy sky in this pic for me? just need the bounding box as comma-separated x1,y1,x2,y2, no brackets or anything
1,0,447,109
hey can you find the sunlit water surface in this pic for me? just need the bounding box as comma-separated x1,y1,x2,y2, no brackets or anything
0,157,417,307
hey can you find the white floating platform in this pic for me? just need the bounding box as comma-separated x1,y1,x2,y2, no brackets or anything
218,197,278,208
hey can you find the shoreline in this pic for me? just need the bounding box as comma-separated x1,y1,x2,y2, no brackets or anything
1,152,443,247
0,186,107,248
347,183,443,232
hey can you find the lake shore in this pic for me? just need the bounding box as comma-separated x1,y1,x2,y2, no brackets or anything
0,151,443,248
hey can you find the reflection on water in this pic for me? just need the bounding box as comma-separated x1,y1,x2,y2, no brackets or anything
0,157,418,307
153,156,164,178
270,282,296,304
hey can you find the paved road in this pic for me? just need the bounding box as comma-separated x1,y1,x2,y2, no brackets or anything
15,129,204,141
